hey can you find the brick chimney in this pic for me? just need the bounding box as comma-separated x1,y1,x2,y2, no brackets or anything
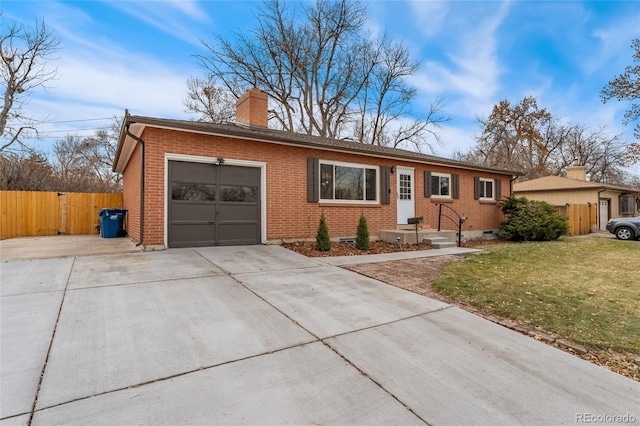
566,165,587,181
236,88,268,128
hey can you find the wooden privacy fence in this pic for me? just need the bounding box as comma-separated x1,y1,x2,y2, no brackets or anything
555,203,598,236
0,191,123,240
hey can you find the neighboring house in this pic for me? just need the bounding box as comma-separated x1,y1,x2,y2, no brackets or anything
513,165,640,231
113,88,520,249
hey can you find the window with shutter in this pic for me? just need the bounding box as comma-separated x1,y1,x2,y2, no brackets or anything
429,172,452,198
309,159,380,204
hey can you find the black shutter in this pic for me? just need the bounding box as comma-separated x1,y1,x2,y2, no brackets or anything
424,171,432,198
496,179,502,201
307,158,319,202
474,176,480,200
452,174,460,199
381,166,391,205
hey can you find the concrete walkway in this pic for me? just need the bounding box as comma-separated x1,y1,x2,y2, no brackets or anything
321,245,480,265
1,245,638,425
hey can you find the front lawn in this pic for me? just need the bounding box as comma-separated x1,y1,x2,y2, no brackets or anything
432,238,640,355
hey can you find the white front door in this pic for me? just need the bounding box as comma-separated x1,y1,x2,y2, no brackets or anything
397,167,415,225
599,199,609,230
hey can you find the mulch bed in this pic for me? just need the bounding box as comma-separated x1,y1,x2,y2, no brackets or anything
283,238,508,257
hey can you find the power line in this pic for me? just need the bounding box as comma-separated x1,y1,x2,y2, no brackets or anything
2,127,114,140
0,116,125,139
39,127,112,134
34,117,123,125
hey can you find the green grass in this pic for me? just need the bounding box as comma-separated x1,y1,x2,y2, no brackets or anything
432,238,640,353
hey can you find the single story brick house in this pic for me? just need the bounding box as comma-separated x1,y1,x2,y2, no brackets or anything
113,88,520,249
513,165,640,230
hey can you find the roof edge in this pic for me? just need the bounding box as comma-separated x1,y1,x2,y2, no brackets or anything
114,115,524,176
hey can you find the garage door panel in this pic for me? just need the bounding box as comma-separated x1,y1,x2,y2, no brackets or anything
218,223,260,245
219,166,260,186
170,203,216,222
170,162,216,183
169,224,216,247
219,204,259,221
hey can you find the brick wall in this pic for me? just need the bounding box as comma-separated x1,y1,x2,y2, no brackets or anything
125,127,510,246
122,143,141,242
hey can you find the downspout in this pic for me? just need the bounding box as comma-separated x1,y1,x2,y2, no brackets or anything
125,124,145,247
509,175,519,195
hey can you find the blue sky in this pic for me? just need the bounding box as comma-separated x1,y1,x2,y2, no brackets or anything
3,0,639,176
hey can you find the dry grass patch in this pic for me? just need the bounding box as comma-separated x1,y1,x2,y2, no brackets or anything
431,237,639,378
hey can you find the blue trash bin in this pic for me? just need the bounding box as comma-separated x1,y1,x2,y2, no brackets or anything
99,208,127,238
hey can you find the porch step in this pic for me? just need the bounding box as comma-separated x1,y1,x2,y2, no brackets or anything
396,224,418,231
423,236,457,249
379,229,458,245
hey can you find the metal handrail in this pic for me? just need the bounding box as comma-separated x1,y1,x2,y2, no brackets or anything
437,203,466,247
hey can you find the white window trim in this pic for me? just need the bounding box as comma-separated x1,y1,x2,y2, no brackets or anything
431,172,451,199
479,177,495,201
164,153,267,246
319,159,379,204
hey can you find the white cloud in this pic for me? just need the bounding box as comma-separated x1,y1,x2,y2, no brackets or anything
52,55,190,116
408,0,450,38
432,124,478,158
23,42,195,149
23,46,192,156
164,0,210,21
410,2,510,119
103,0,210,47
19,1,201,126
586,14,640,74
21,50,190,156
446,1,510,99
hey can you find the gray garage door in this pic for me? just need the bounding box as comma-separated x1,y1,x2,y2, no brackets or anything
168,161,261,248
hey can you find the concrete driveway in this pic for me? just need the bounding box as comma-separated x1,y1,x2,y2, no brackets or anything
1,245,638,425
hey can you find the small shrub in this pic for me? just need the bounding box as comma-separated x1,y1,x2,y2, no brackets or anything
316,212,331,251
355,213,370,250
499,196,568,242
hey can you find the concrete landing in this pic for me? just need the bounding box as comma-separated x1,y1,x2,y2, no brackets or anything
0,235,141,261
379,229,457,245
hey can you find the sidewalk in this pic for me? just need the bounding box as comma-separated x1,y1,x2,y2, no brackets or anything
320,246,480,266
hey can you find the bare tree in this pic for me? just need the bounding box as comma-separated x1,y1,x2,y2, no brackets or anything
626,142,640,165
51,117,122,192
1,12,61,152
0,150,57,190
353,35,450,148
184,76,236,123
1,117,122,192
552,125,628,185
52,135,105,192
195,0,447,151
472,96,553,174
601,38,640,141
458,96,636,184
